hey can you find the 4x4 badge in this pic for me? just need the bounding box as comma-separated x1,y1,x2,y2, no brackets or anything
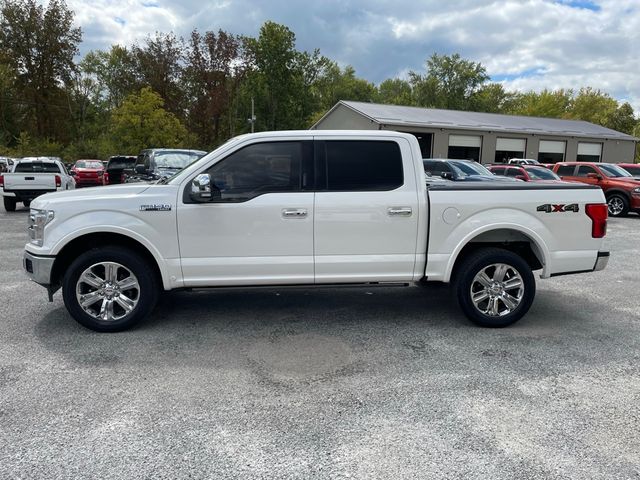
537,203,579,213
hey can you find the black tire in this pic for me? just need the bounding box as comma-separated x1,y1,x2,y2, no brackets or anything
3,196,16,212
454,248,535,328
606,193,629,217
62,246,159,332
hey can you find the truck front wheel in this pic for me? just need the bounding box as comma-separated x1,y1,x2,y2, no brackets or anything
3,197,16,212
454,248,535,328
62,247,159,332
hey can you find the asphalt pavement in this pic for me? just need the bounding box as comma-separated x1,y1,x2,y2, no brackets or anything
1,203,639,479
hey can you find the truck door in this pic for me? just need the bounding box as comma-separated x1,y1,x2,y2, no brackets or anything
313,138,420,283
177,140,315,286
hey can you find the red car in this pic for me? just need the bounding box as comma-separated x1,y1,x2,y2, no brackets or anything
618,163,640,180
487,164,565,183
552,162,640,217
70,159,104,187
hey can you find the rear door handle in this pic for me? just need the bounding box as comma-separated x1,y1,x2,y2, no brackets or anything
387,207,412,217
282,208,308,218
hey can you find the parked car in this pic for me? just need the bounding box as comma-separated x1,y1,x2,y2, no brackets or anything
1,157,75,211
23,131,608,332
131,149,207,182
0,157,15,173
508,158,541,165
488,165,565,183
617,163,640,180
70,159,105,188
103,155,136,185
423,159,519,182
552,162,640,217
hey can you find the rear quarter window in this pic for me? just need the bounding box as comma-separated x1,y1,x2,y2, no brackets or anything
556,165,576,176
323,141,403,191
14,162,61,173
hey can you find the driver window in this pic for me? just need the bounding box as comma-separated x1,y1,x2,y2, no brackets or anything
205,142,303,202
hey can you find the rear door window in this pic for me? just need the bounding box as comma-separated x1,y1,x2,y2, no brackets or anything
506,168,523,178
556,165,576,176
321,141,403,191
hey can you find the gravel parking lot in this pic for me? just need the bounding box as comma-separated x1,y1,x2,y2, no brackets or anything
1,204,639,479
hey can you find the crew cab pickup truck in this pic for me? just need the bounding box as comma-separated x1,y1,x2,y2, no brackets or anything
23,131,610,332
1,157,75,211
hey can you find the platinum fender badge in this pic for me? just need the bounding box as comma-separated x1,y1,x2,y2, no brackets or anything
140,204,172,212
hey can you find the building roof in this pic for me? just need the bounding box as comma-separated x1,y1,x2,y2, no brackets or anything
318,101,638,141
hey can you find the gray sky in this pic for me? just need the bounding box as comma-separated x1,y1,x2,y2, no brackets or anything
68,0,640,111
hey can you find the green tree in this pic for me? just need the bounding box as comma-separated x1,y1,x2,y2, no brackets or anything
410,53,489,110
507,89,572,118
377,78,414,106
110,87,192,153
470,83,516,113
0,0,81,139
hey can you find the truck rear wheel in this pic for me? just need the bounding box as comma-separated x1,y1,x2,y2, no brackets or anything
454,248,535,328
62,247,159,332
3,197,16,212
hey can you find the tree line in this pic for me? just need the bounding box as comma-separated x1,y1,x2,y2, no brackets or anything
0,0,638,161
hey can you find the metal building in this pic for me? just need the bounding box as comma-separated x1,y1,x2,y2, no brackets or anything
311,101,638,164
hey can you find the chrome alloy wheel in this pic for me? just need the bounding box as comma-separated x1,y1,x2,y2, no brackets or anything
75,262,140,322
470,263,524,317
607,196,624,216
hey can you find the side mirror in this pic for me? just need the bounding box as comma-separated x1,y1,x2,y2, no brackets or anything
515,175,528,181
190,173,218,202
440,172,454,180
586,173,602,181
135,164,147,175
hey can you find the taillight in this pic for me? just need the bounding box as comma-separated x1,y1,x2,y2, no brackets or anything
585,203,607,238
0,174,4,187
55,175,61,187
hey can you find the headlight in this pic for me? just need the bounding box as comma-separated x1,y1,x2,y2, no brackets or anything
28,209,54,246
633,187,640,194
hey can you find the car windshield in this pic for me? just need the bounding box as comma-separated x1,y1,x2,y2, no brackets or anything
599,164,632,178
15,162,60,173
449,160,493,176
155,152,203,169
525,167,560,180
75,160,103,169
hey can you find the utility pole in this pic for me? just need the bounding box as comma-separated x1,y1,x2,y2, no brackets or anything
248,97,256,133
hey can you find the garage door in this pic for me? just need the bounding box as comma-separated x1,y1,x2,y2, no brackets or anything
577,142,602,162
538,140,565,163
448,135,482,162
449,135,482,147
496,138,526,152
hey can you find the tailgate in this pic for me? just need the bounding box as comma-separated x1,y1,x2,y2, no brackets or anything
3,173,57,191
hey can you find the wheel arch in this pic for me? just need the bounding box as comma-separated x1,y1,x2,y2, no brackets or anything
50,232,167,292
446,226,548,283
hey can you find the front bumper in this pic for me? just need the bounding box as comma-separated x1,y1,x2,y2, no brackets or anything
23,250,54,286
593,251,609,272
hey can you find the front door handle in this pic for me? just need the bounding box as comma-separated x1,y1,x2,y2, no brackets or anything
282,208,308,218
387,206,412,217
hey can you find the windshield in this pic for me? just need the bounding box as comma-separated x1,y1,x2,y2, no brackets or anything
599,164,632,178
449,160,493,176
75,160,103,169
525,167,560,180
155,151,203,169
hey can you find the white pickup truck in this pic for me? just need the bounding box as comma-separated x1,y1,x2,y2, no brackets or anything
23,131,609,332
1,157,75,211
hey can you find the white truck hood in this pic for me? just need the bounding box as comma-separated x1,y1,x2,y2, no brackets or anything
32,184,151,209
